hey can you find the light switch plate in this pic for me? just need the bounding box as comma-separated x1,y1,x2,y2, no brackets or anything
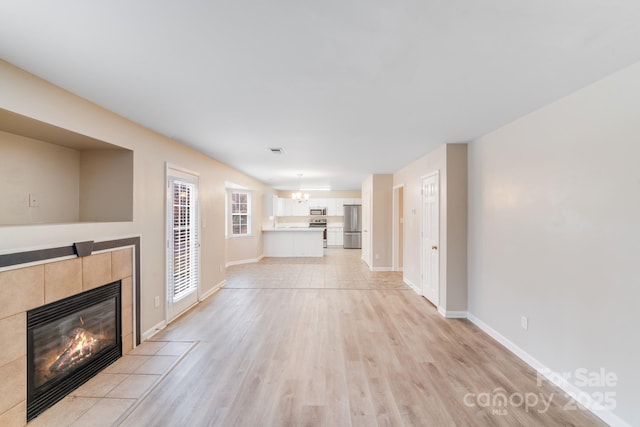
29,193,39,207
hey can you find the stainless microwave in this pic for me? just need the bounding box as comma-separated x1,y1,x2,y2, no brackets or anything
310,207,327,215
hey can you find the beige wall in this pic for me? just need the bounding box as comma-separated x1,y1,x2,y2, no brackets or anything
445,144,468,312
468,61,640,425
214,178,269,281
361,174,393,270
79,150,134,222
393,143,468,314
392,185,404,271
371,174,393,269
0,60,270,336
226,188,267,265
0,131,80,224
394,145,445,291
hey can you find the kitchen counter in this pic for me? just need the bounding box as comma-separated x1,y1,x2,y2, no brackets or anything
262,227,324,257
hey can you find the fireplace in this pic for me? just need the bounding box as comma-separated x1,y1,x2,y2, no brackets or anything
26,280,122,421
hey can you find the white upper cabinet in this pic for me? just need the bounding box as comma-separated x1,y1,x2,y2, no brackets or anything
276,197,286,216
327,199,339,216
274,196,361,217
310,198,327,211
293,199,308,216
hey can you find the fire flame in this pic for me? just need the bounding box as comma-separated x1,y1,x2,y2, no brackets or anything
49,327,101,374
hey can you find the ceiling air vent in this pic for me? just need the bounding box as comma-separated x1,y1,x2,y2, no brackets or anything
268,147,284,154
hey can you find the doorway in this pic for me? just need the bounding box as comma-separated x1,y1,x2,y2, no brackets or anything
166,165,200,322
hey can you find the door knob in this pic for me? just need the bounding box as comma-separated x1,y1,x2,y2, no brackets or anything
431,245,438,250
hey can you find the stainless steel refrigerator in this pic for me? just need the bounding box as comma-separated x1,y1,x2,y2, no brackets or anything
343,204,362,249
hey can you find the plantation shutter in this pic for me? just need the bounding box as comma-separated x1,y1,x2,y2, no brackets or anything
170,179,199,301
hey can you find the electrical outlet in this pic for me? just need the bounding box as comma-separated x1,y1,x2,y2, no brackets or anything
521,316,528,331
375,254,380,259
29,193,39,207
154,296,160,308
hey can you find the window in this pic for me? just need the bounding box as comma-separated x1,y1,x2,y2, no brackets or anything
230,191,251,236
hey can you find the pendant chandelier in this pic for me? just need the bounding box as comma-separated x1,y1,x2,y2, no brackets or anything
291,173,309,203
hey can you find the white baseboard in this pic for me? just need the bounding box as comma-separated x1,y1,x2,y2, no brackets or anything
226,255,263,268
437,307,467,318
403,277,420,294
200,280,226,301
142,320,167,342
141,280,226,343
467,312,631,427
371,266,393,272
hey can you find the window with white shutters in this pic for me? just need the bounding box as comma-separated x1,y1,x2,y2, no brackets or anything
170,179,199,302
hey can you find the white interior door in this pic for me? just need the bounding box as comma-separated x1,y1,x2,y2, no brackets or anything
166,166,200,322
421,172,439,306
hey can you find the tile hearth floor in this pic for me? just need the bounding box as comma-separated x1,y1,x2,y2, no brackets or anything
27,340,196,427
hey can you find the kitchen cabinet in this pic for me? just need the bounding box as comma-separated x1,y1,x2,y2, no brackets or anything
327,199,341,216
292,199,308,216
327,228,336,245
276,198,304,216
333,198,355,216
309,198,327,211
327,227,343,246
263,228,324,257
274,196,362,218
327,199,335,216
276,197,287,216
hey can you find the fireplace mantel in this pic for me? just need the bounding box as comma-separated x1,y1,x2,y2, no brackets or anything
0,237,140,426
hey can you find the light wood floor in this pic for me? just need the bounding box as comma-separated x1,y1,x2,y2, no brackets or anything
121,249,604,426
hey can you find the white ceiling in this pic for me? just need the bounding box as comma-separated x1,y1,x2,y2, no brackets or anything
2,1,640,190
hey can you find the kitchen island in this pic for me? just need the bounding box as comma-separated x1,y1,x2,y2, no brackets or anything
262,227,324,257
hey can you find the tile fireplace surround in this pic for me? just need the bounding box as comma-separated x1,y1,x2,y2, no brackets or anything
0,239,139,426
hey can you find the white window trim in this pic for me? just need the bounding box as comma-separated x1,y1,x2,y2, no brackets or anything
228,189,253,238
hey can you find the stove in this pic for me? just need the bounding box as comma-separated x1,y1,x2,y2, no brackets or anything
309,219,327,248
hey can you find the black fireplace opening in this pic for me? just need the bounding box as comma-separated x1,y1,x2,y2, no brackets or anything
27,280,122,421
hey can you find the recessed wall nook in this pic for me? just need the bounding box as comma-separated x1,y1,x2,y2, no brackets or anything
0,108,134,226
